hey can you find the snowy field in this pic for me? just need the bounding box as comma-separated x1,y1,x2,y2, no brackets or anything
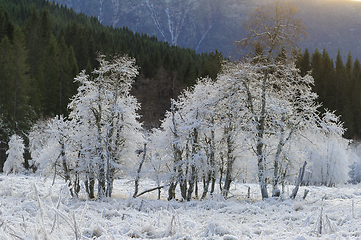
0,174,361,239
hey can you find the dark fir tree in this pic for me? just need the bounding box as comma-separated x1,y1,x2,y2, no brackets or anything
352,58,361,138
321,49,335,110
299,48,311,77
310,48,322,100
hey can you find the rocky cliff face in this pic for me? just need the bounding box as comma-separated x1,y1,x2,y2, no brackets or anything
54,0,361,59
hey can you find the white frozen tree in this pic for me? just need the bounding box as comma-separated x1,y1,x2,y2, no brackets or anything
68,54,144,199
31,116,80,196
348,141,361,184
3,134,25,174
148,59,346,201
217,61,346,199
146,78,221,201
171,78,219,200
31,54,144,199
29,119,52,168
302,113,349,186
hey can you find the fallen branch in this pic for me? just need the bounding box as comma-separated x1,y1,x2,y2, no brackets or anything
135,186,164,198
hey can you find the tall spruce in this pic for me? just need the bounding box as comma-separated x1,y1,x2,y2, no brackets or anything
299,48,311,77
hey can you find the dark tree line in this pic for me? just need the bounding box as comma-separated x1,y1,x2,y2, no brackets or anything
297,48,361,139
0,0,222,170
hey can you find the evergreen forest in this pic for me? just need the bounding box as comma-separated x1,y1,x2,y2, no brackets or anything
0,0,222,169
1,0,361,171
297,49,361,140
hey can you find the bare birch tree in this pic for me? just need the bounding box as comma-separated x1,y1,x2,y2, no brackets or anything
236,0,307,60
236,0,308,200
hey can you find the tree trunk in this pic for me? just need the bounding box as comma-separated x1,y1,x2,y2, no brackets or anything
258,154,268,200
168,181,177,200
202,128,216,200
199,172,216,199
60,140,74,197
290,161,307,199
195,177,198,199
73,172,80,197
223,129,234,198
106,169,115,198
96,114,105,199
133,143,147,198
210,175,216,195
272,114,285,196
201,174,212,200
179,172,187,200
187,128,198,201
257,71,269,200
168,100,185,201
85,175,95,199
98,164,105,199
219,157,224,193
186,164,196,201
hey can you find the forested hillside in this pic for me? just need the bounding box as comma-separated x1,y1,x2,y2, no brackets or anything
0,0,221,169
297,49,361,140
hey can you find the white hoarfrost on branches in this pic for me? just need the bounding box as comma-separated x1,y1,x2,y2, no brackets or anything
348,141,361,184
26,54,351,202
29,119,53,167
32,54,144,199
67,54,144,199
146,59,349,201
3,134,25,174
27,53,351,202
237,0,308,59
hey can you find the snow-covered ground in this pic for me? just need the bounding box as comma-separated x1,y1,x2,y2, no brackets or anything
0,174,361,239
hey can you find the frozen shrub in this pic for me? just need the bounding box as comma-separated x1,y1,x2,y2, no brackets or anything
3,134,25,174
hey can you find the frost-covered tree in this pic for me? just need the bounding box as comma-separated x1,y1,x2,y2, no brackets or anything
300,112,349,186
349,161,361,184
220,61,346,198
68,54,144,199
29,118,52,169
148,59,347,201
3,134,25,174
146,78,221,200
31,116,80,196
171,79,219,200
31,54,143,199
235,0,315,199
210,72,250,198
348,142,361,184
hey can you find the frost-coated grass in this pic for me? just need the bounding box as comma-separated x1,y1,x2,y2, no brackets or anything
1,174,361,239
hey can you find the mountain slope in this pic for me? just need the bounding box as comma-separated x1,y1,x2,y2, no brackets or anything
52,0,254,56
53,0,361,59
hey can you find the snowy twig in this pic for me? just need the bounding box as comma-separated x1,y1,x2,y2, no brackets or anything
8,232,25,240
